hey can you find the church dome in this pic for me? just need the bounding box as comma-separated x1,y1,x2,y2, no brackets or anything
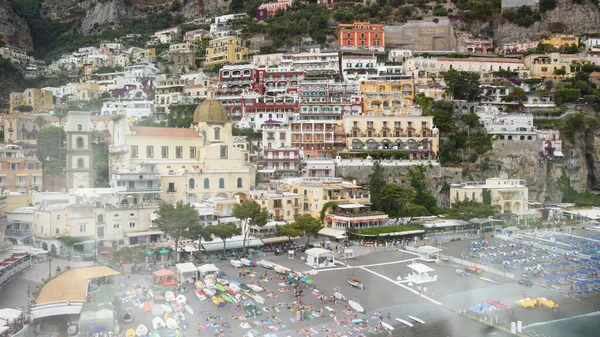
192,99,229,124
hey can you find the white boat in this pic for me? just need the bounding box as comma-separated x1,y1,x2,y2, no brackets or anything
240,258,252,267
165,317,179,329
395,318,413,327
274,265,291,274
176,294,187,305
152,317,166,330
348,298,364,313
249,284,264,292
456,269,466,276
381,322,394,331
229,283,241,293
253,294,265,304
203,287,216,297
407,315,425,324
165,291,175,302
135,324,149,336
333,286,346,301
258,260,274,269
231,259,243,268
217,277,229,285
195,289,207,301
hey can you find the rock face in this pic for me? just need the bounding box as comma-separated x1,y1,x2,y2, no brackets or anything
495,0,600,45
0,0,33,50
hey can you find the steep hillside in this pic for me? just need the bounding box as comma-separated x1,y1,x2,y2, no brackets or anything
0,0,33,50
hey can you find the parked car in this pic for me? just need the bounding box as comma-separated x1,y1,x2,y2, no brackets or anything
518,279,534,287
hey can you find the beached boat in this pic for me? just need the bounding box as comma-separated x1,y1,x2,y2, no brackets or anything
244,301,261,316
123,311,133,324
253,294,265,304
480,277,499,285
165,291,176,302
195,289,207,301
165,317,179,330
257,260,274,269
536,297,558,309
395,318,413,327
381,322,394,331
486,300,509,310
249,284,263,292
195,280,205,290
231,260,243,268
218,270,229,279
184,304,194,315
136,324,149,336
211,296,226,306
222,293,237,303
216,283,226,292
456,269,467,276
229,283,241,293
126,329,136,337
240,283,251,292
202,287,215,297
174,312,186,323
274,265,291,274
161,303,173,313
407,315,425,324
151,305,165,317
152,317,166,330
515,298,536,309
240,258,252,267
348,298,365,313
176,294,186,305
348,278,364,290
217,277,229,285
333,286,346,301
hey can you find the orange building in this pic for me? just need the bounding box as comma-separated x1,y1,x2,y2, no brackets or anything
338,21,385,50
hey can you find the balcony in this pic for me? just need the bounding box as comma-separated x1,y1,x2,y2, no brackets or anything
109,144,129,154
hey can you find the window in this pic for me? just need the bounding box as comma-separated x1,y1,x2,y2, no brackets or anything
161,146,169,158
76,137,84,149
113,222,120,229
129,222,136,228
97,214,104,223
77,158,85,168
219,178,225,189
168,182,175,193
214,128,221,140
27,162,36,170
189,178,195,189
220,145,228,159
176,146,183,158
204,178,210,189
56,228,59,234
131,145,138,158
237,177,243,188
79,224,87,233
77,124,82,131
189,147,196,159
10,163,16,170
146,146,154,158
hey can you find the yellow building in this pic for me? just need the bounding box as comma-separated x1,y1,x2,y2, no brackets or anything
286,177,370,218
541,34,579,48
9,88,54,113
360,80,416,116
62,82,101,101
450,178,529,214
204,36,255,67
523,53,589,79
252,191,303,222
341,115,439,160
110,99,254,204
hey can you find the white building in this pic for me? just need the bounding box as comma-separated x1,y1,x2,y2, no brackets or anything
450,178,529,214
280,50,339,74
388,49,412,63
152,27,182,44
210,14,247,36
261,124,292,148
301,160,335,178
100,101,154,121
476,108,536,141
583,37,600,51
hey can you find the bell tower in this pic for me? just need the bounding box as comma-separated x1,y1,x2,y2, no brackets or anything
65,112,95,189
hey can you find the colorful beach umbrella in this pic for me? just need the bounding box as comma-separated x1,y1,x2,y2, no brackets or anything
159,248,170,255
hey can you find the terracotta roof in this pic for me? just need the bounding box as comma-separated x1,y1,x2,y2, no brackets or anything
437,57,523,63
131,126,201,138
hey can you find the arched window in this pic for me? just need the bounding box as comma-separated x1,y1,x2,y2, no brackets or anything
76,137,84,149
77,157,85,168
219,178,225,189
97,214,104,224
77,124,82,131
214,128,220,140
204,178,210,189
188,178,195,189
237,177,243,188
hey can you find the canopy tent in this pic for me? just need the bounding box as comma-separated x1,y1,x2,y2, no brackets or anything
318,227,347,240
417,245,442,262
305,248,334,269
176,262,197,284
197,263,219,279
152,269,174,277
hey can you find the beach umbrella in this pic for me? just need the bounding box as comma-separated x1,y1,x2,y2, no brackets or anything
159,248,170,255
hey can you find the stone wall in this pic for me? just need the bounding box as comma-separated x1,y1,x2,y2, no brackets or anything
385,18,456,51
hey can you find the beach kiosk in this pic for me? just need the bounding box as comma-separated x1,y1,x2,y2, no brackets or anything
153,268,177,287
175,262,197,284
417,245,442,262
197,263,219,280
401,262,438,284
305,248,334,269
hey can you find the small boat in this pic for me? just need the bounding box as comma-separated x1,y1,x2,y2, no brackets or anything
240,283,251,292
258,260,274,269
161,303,173,313
348,298,364,313
348,278,364,290
244,300,261,316
253,294,265,304
456,269,467,276
123,311,133,323
174,312,185,323
195,290,207,301
333,286,346,301
536,297,558,309
515,298,536,309
217,277,229,285
249,284,263,292
395,318,413,327
202,287,216,297
231,260,243,268
136,324,149,336
240,258,252,267
195,281,205,290
486,300,509,310
184,304,194,315
229,283,241,293
221,293,236,304
166,317,179,330
381,322,394,331
211,296,225,306
165,291,176,302
147,289,154,299
480,277,500,285
126,329,136,337
151,305,165,317
274,265,291,274
407,315,425,324
218,270,229,279
152,317,166,330
176,294,187,305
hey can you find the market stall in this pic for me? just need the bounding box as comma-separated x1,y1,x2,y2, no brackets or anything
175,262,197,284
152,269,177,287
305,248,334,269
197,263,219,280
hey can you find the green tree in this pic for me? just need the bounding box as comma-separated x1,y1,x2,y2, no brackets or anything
34,115,48,130
554,68,567,76
482,189,492,206
56,235,87,260
43,159,64,191
380,183,415,220
460,112,481,129
367,161,386,211
408,165,438,214
232,200,268,254
14,105,33,112
37,126,65,161
431,100,456,132
289,215,322,245
155,201,202,262
443,71,481,101
207,223,241,258
276,223,304,243
414,93,433,115
447,199,496,220
556,88,581,104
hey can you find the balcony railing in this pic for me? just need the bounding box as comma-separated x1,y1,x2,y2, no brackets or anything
331,211,387,217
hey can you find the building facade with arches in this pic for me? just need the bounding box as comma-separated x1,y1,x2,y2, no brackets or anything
450,178,529,214
65,112,95,190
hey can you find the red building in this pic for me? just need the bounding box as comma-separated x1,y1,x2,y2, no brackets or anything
256,0,294,20
338,21,385,49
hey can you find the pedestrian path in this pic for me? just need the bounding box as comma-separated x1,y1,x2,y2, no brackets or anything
21,257,93,283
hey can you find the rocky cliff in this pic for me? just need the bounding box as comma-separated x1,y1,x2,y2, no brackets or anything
495,0,600,45
0,0,33,50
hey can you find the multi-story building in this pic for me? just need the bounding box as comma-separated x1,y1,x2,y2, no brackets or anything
250,191,303,225
476,109,536,140
523,53,589,79
60,82,101,101
479,84,512,104
34,203,97,255
0,144,42,193
338,21,385,51
257,148,301,183
301,160,335,178
154,78,186,117
261,123,292,148
152,27,182,44
256,0,294,20
279,49,339,74
169,43,198,71
403,57,524,78
541,34,579,48
388,49,413,63
450,178,529,214
582,37,600,51
458,34,495,54
360,79,416,116
537,129,563,158
100,100,154,121
9,88,54,113
341,55,378,79
0,45,34,65
210,14,248,37
204,36,255,67
3,206,35,244
65,112,95,190
110,99,253,204
323,203,389,232
342,115,439,160
103,203,164,248
496,41,539,56
184,29,210,43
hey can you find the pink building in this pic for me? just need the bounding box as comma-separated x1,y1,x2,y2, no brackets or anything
458,35,494,54
256,0,294,20
497,41,539,56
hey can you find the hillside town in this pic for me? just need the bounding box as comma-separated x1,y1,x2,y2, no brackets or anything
2,1,600,337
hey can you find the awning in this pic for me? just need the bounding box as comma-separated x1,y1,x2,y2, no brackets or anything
554,150,564,157
377,230,425,236
262,236,298,244
125,230,163,237
318,227,347,239
176,262,197,274
201,238,264,252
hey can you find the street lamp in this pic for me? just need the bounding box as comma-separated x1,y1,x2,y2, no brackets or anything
48,256,52,278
